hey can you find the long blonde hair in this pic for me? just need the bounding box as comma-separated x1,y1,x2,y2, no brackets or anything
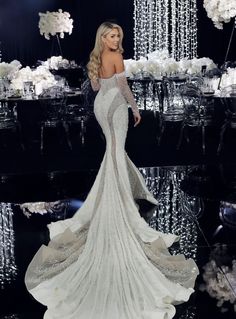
87,22,124,80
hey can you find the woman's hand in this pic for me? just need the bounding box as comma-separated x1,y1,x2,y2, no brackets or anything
133,112,141,127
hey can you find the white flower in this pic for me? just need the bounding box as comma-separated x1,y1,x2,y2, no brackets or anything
147,49,169,61
124,58,147,76
42,55,70,70
163,58,179,75
220,67,236,89
187,57,216,75
201,244,236,312
143,60,163,78
0,60,22,79
10,66,58,95
38,9,73,40
125,54,217,77
203,0,236,29
20,201,62,217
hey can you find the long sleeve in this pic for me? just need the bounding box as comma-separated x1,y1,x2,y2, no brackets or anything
116,72,139,115
91,79,101,92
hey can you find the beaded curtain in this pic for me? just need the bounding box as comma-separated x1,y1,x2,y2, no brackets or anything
134,0,198,60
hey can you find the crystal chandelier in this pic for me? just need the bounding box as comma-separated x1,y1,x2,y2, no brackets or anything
134,0,198,60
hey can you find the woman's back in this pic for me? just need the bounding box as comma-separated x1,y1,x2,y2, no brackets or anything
99,51,120,79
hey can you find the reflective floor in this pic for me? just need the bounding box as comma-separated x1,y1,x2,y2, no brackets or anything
0,164,236,319
0,110,236,318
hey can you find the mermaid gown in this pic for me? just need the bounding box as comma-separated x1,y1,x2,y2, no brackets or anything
25,72,198,319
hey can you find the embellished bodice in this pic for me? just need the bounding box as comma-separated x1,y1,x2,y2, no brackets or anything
99,74,119,93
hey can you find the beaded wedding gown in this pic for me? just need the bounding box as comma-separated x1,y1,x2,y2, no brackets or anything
25,72,198,319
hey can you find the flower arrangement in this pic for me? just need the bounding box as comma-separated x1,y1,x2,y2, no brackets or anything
0,60,22,80
10,66,57,95
200,244,236,312
124,50,216,78
221,67,236,86
42,55,71,70
20,201,63,218
203,0,236,29
38,9,73,40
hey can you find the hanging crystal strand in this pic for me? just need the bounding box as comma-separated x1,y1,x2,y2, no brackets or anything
144,0,150,57
177,0,182,60
152,0,158,52
134,0,142,59
185,0,190,59
156,0,162,50
0,203,17,288
190,0,198,58
180,0,185,60
0,204,4,287
133,0,138,59
136,0,148,58
182,0,187,58
134,0,198,60
163,0,169,50
148,0,153,53
170,0,177,59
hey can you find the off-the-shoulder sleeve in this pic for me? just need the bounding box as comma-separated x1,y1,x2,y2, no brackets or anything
91,79,101,92
116,72,139,115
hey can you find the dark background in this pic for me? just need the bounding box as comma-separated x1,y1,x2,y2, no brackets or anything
0,0,235,67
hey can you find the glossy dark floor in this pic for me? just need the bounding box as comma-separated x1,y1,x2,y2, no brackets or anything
0,109,236,175
0,110,236,319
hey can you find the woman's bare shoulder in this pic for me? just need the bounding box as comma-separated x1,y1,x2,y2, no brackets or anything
103,51,123,60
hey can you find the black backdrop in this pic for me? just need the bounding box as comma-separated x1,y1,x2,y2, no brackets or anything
0,0,235,67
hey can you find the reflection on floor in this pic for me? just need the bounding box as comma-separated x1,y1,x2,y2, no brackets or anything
0,109,236,175
0,164,236,319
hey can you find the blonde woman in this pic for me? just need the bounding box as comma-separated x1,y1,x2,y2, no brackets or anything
87,21,141,127
25,22,198,319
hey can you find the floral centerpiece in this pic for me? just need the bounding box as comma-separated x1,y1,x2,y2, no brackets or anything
0,60,22,80
38,9,73,40
42,56,71,70
220,67,236,87
200,244,236,312
203,0,236,29
10,66,57,96
124,50,217,78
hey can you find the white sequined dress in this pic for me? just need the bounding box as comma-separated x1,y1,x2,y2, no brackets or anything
25,72,198,319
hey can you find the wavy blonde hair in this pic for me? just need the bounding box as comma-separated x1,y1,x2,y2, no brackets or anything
87,22,124,80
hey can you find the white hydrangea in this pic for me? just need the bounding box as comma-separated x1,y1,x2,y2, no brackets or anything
203,0,236,29
142,60,163,78
10,66,57,95
187,57,217,75
147,49,169,61
124,57,146,77
20,201,61,218
124,53,216,78
39,9,73,40
42,55,70,70
200,259,236,311
220,67,236,88
0,60,22,79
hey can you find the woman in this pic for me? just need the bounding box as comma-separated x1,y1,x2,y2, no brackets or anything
25,22,198,319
